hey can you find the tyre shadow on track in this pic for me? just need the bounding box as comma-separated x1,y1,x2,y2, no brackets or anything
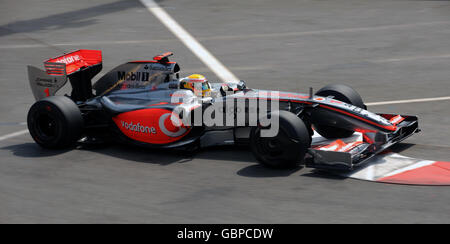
2,141,306,177
1,143,73,157
1,142,258,166
78,143,195,166
237,164,303,178
84,144,261,166
2,141,422,179
236,142,417,179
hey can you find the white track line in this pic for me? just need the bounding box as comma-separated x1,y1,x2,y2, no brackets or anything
0,129,29,141
372,54,450,63
140,0,239,83
366,96,450,106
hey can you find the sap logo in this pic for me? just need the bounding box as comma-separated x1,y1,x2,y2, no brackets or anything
117,71,150,82
121,121,156,134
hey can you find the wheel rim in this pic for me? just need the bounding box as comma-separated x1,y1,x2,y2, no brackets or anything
34,112,59,141
254,128,297,159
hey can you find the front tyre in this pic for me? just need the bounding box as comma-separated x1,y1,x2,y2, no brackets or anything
250,111,311,169
314,84,366,139
27,96,83,149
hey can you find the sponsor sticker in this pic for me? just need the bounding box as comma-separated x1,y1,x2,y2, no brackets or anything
120,121,157,134
54,55,81,65
113,108,190,144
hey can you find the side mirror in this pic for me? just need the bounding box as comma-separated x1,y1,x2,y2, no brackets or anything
220,84,233,96
237,80,247,90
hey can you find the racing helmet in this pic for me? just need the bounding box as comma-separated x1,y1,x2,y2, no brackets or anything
180,74,211,97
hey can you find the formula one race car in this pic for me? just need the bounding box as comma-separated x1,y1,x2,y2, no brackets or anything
26,50,419,170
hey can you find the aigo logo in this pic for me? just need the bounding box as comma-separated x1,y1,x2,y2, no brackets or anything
113,108,190,144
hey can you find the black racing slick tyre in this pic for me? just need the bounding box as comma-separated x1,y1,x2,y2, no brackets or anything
27,96,83,149
314,84,366,139
250,111,311,169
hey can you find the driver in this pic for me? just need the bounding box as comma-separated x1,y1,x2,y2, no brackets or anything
180,74,211,97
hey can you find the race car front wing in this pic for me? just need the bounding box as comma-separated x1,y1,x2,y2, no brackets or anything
305,113,419,171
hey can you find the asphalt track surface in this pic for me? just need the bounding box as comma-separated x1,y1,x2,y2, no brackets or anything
0,0,449,223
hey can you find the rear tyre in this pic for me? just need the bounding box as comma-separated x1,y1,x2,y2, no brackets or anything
27,96,83,149
314,84,365,139
250,111,311,169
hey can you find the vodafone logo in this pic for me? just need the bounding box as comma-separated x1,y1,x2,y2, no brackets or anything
54,55,81,64
113,108,190,144
120,121,156,134
119,114,186,137
158,113,187,137
120,113,187,137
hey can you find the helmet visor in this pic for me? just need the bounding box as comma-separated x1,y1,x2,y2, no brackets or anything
202,82,210,90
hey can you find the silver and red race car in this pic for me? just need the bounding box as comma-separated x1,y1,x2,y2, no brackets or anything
26,50,419,170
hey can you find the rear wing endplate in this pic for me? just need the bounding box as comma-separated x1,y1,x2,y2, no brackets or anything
27,63,68,101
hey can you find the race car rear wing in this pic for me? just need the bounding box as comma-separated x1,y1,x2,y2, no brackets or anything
28,50,181,101
28,49,102,101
